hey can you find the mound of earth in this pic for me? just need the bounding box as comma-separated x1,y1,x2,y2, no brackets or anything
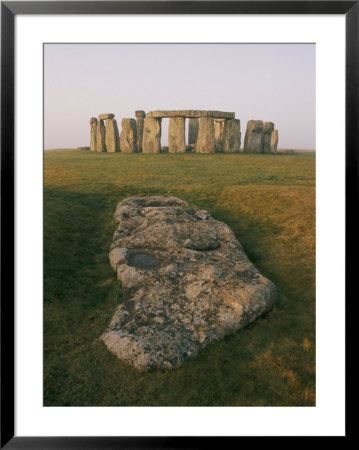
101,196,276,371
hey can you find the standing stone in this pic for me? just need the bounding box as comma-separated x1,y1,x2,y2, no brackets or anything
114,119,120,148
168,117,186,153
262,122,274,153
223,118,241,153
195,117,215,153
271,130,279,153
120,119,137,153
188,118,199,147
243,120,264,153
105,118,120,152
90,117,97,151
96,119,106,152
231,119,241,152
135,111,146,152
142,117,161,154
214,120,224,152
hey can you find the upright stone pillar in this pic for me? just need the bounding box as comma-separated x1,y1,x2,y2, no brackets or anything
222,119,232,152
262,122,274,153
223,119,241,153
231,119,241,152
114,119,120,149
168,117,186,153
188,118,199,149
271,130,279,153
142,117,161,154
195,117,215,153
243,120,264,153
105,118,120,152
90,117,97,151
214,120,224,152
135,110,146,152
96,119,107,152
120,119,137,153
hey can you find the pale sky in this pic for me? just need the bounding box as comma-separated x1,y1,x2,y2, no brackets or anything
44,43,315,149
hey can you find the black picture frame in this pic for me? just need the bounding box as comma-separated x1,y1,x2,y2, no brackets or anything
1,1,355,447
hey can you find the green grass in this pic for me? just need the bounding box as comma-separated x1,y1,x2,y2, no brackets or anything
44,150,315,406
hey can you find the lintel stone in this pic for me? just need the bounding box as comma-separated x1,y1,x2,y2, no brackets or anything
98,113,115,120
147,110,235,119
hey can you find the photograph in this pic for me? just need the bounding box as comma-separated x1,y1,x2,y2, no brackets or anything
43,42,316,407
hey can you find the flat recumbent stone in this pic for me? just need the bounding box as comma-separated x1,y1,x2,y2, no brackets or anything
127,252,161,270
101,196,277,371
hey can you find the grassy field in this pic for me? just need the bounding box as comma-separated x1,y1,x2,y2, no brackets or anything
44,150,315,406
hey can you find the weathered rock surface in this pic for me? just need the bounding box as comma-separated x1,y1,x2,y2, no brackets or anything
96,119,107,152
188,118,199,146
120,119,137,153
142,117,161,153
135,111,146,152
101,196,276,371
196,117,215,153
271,129,279,153
105,118,120,152
168,117,186,153
262,122,274,154
98,113,115,120
148,110,235,119
243,120,264,153
214,121,224,152
223,119,241,153
90,117,97,151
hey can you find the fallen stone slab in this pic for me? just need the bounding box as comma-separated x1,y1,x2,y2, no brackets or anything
101,196,276,371
147,110,235,119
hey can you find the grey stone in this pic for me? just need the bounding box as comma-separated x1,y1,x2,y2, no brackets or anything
188,118,199,146
120,119,137,153
243,120,264,153
271,130,279,153
90,117,97,151
214,121,224,152
106,118,120,152
195,117,215,153
101,196,276,371
142,117,161,154
262,122,274,154
147,110,235,119
135,110,146,118
98,113,115,120
168,117,186,153
135,111,146,152
223,119,241,153
96,119,107,152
